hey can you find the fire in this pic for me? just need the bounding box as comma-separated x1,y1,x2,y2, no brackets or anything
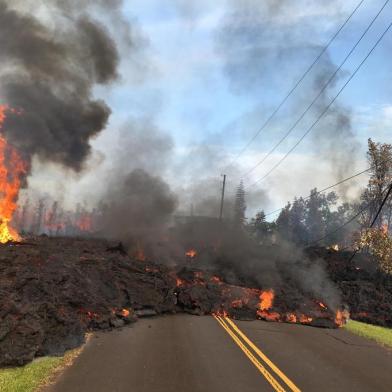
258,289,274,311
0,105,27,243
298,314,313,324
286,313,297,323
335,309,349,327
76,214,92,232
185,249,197,258
121,308,130,317
210,276,223,285
176,277,185,287
134,241,146,261
318,302,327,310
213,310,228,318
330,244,339,251
258,310,281,322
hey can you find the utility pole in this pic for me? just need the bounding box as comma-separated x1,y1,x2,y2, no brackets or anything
219,174,226,221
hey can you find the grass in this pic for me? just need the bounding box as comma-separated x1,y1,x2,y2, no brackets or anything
344,320,392,348
0,348,81,392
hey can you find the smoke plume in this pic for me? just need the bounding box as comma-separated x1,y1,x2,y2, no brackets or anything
0,0,124,171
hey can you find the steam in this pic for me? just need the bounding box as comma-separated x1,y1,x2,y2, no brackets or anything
0,0,123,171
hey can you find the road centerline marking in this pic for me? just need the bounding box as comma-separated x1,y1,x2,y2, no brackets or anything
224,317,301,392
214,315,287,392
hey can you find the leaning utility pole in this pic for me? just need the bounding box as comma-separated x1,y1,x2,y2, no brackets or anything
219,174,227,221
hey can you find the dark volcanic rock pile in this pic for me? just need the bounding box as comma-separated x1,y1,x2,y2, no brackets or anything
307,247,392,327
0,237,388,367
0,237,176,366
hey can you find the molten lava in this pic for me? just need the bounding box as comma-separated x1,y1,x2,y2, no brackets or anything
0,105,27,243
76,214,92,232
258,289,274,311
185,249,197,258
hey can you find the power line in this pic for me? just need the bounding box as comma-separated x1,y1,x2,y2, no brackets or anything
223,0,366,172
309,182,392,248
348,181,392,261
247,18,392,189
264,167,371,218
308,201,371,246
369,183,392,228
241,0,390,180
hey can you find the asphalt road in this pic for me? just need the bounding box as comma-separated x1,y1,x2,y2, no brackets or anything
45,314,392,392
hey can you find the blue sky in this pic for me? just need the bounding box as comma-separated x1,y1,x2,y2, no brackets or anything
27,0,392,216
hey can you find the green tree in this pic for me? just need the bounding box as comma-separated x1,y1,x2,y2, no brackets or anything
249,210,270,242
276,202,291,240
234,180,246,227
361,139,392,228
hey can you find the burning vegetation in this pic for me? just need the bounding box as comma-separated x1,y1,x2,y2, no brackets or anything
0,105,27,243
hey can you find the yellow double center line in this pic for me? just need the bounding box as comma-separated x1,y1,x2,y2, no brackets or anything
213,315,301,392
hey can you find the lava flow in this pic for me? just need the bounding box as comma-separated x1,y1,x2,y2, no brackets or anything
0,105,27,243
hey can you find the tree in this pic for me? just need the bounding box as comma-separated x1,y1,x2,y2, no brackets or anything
361,139,392,229
289,197,307,244
249,210,270,242
305,189,326,242
234,180,246,227
355,227,392,274
276,202,291,240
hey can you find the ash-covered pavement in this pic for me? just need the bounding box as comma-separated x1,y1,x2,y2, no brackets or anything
45,315,392,392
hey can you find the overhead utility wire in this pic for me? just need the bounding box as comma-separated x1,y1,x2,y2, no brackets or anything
348,182,392,261
223,0,366,172
242,0,390,180
308,183,390,246
247,18,392,189
264,167,371,218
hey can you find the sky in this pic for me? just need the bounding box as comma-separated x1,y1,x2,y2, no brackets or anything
25,0,392,218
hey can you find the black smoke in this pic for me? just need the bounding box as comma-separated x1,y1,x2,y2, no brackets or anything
0,0,122,171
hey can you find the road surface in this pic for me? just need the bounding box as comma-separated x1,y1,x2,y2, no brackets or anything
45,314,392,392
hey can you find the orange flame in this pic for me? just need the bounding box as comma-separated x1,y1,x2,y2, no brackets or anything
299,314,313,324
0,105,27,243
335,309,349,327
210,276,223,284
134,241,146,261
286,313,297,323
185,249,197,258
213,310,228,318
76,214,92,232
259,289,274,311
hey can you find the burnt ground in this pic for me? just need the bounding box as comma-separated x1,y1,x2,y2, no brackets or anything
0,237,390,367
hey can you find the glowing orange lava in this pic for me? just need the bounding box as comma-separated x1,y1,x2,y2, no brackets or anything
335,309,349,327
0,105,27,243
210,276,223,284
258,289,274,311
185,249,197,258
76,214,92,232
318,302,327,310
134,241,146,261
